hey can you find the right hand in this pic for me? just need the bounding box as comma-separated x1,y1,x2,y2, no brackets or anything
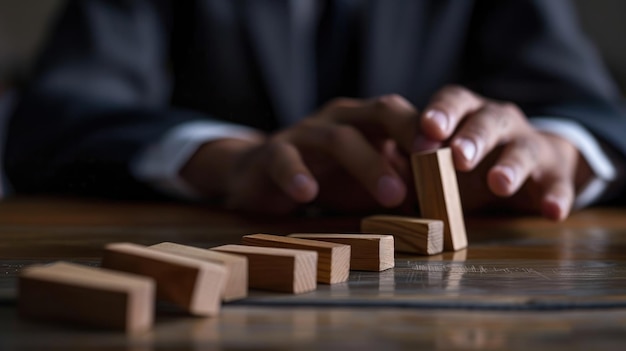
180,95,424,214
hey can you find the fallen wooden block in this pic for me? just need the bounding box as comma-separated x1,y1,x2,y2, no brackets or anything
411,147,468,251
149,242,248,302
361,215,443,255
102,243,227,316
241,234,349,284
288,233,394,272
19,262,154,332
211,244,317,294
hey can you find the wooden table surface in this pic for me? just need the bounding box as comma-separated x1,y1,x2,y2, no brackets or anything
1,197,626,350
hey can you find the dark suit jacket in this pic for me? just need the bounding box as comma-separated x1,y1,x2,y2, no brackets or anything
5,0,626,202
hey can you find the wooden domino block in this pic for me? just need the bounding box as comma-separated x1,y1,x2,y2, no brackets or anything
211,244,317,294
411,147,468,251
149,242,248,302
361,215,443,255
288,233,394,272
241,234,350,284
19,262,154,332
102,243,227,316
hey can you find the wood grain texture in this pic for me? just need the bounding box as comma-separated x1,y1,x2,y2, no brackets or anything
2,198,626,350
361,215,443,255
288,234,394,271
18,262,154,332
149,242,248,302
101,243,226,316
411,148,468,251
211,244,317,294
242,234,350,284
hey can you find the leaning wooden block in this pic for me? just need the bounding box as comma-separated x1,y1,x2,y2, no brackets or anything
211,244,317,294
361,215,443,255
288,233,394,272
102,243,227,316
411,147,468,251
149,242,248,302
19,262,154,332
241,234,349,284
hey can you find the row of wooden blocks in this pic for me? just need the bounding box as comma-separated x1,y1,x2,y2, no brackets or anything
19,210,466,333
15,231,380,332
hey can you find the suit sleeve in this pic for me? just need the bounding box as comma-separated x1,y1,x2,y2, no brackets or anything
464,0,626,203
4,0,205,198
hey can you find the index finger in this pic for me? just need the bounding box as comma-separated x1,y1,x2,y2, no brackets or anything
421,85,484,141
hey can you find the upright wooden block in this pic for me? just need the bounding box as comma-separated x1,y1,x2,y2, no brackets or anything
288,234,394,272
241,234,349,284
361,215,444,255
102,243,227,316
149,242,248,302
211,244,317,294
411,148,468,251
19,262,154,332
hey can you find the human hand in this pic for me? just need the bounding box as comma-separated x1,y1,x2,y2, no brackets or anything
180,97,422,214
418,85,592,220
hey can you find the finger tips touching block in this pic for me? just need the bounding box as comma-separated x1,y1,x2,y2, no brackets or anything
421,109,450,139
412,134,442,153
448,101,527,174
451,137,479,171
422,85,484,140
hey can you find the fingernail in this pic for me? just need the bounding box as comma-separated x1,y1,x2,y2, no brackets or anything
292,174,312,190
491,165,517,195
454,138,477,162
288,174,317,200
496,166,516,186
377,175,404,207
412,135,441,152
425,110,449,133
543,194,568,221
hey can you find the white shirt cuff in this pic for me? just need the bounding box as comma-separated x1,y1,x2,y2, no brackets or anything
131,120,259,199
531,117,617,209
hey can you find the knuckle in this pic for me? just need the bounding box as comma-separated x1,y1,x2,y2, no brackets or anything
440,84,470,99
500,102,522,115
373,94,412,118
482,104,511,130
496,102,525,121
513,136,540,162
461,123,490,143
375,94,408,109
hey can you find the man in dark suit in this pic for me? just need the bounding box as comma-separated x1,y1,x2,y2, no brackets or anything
4,0,626,219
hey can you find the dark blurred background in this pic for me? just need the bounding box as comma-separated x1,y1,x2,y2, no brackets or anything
0,0,625,92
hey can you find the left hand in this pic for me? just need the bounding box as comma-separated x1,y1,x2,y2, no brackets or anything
417,85,592,220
